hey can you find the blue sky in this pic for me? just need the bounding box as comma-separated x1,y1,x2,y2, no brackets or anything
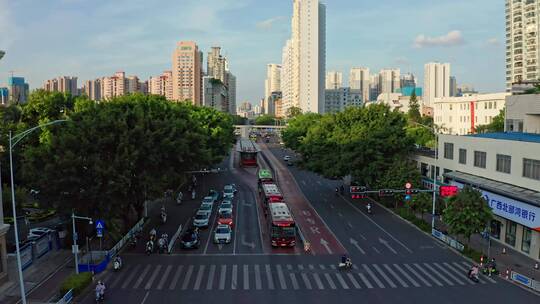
0,0,504,105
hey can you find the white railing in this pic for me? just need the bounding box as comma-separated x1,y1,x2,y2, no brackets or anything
109,217,145,257
168,224,183,254
56,289,73,304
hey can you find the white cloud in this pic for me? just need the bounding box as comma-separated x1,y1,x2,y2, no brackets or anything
486,38,499,46
414,30,464,48
256,16,285,30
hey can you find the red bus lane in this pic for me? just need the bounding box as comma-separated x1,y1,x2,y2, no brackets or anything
260,145,347,256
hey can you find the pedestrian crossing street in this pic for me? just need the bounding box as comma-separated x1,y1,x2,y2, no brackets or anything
104,261,497,292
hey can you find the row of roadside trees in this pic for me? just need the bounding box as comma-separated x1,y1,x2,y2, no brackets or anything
1,91,235,237
281,103,493,247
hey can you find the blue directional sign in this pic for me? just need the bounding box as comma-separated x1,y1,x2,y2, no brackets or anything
95,219,105,238
405,195,411,201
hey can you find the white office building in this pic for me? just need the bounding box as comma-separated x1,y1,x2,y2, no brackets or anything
324,88,362,113
433,93,509,135
265,64,281,103
379,69,400,94
424,62,451,107
280,0,326,114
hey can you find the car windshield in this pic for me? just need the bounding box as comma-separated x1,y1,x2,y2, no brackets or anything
203,198,213,203
195,213,207,219
224,188,233,193
220,202,231,209
216,227,230,234
200,204,211,210
220,212,232,219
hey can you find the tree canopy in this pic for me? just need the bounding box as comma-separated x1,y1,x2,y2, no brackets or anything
254,114,276,126
2,92,234,233
443,186,493,243
407,91,421,123
475,109,505,133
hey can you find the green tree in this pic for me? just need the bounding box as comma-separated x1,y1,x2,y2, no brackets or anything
281,113,322,151
409,192,432,219
374,158,421,208
286,106,302,118
407,91,421,123
442,186,493,244
475,109,505,133
254,114,276,125
405,126,436,148
232,115,247,125
21,94,233,233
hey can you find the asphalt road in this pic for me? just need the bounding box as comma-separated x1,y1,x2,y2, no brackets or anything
80,138,539,304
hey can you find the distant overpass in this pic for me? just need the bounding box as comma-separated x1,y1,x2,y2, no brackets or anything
234,125,286,138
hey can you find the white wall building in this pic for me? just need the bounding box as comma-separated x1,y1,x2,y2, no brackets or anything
424,62,451,107
433,93,509,135
325,71,342,89
281,0,326,114
379,69,400,94
505,0,540,91
265,64,281,102
506,94,540,133
349,67,370,103
324,88,362,113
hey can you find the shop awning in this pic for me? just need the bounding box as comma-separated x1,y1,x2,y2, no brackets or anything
444,171,540,208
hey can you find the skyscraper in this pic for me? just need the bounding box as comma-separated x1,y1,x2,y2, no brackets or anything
43,76,78,96
505,0,540,90
400,73,416,88
325,71,342,89
449,76,457,97
172,41,202,105
265,64,282,102
226,71,237,114
8,76,29,103
349,67,370,102
379,69,400,94
424,62,450,107
101,71,126,100
281,0,326,114
83,79,101,101
207,47,227,82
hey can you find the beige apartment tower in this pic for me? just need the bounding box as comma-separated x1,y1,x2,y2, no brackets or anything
172,41,202,105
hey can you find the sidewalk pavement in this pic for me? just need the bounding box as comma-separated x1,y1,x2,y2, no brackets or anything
0,250,72,304
423,213,540,281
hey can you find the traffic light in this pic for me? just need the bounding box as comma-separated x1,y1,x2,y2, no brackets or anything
350,186,367,199
405,189,420,195
378,189,394,197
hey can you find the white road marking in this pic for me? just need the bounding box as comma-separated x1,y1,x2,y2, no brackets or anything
265,264,275,290
324,273,337,289
254,264,262,290
219,265,227,290
169,265,184,290
432,263,465,285
140,291,150,304
193,265,206,290
379,238,398,254
382,264,408,287
347,222,353,229
357,273,373,289
362,264,385,288
392,264,420,287
334,272,350,289
144,265,162,290
243,265,250,290
133,265,152,289
206,265,216,290
424,263,454,286
341,196,413,253
413,263,442,286
231,264,238,290
443,262,474,285
347,273,362,289
157,265,173,290
350,238,366,255
372,264,397,288
276,264,287,289
372,246,381,254
181,265,194,290
121,265,141,289
309,264,324,290
298,265,312,289
287,264,300,290
403,264,431,287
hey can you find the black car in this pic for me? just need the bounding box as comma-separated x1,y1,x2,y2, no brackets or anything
180,229,200,249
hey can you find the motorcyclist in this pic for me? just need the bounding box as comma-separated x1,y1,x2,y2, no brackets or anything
192,189,196,200
335,187,339,195
158,237,166,253
468,264,479,281
95,281,105,300
149,228,157,241
161,205,166,215
366,203,372,213
146,240,154,253
114,255,122,270
176,191,183,204
487,258,497,276
341,254,347,264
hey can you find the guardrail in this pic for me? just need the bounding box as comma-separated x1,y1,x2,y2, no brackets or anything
56,289,73,304
510,271,540,292
109,217,145,258
168,224,183,254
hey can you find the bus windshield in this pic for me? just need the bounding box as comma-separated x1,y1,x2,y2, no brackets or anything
271,225,295,238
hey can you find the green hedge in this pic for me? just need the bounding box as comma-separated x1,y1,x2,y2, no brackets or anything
60,272,93,296
462,246,483,263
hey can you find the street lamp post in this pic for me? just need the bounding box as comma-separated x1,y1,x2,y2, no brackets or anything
71,211,92,274
7,119,67,304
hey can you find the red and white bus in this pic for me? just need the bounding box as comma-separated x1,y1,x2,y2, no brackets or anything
259,183,283,207
268,203,296,247
236,138,260,167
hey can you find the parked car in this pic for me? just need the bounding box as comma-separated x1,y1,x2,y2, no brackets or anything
28,227,54,238
218,201,233,214
283,155,291,161
217,210,234,227
213,224,232,244
180,228,200,249
202,196,214,205
193,210,211,228
222,184,237,199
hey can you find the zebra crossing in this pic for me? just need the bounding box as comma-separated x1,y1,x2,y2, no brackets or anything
105,261,497,292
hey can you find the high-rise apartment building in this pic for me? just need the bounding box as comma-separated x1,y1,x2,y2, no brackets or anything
83,79,101,101
349,67,370,102
379,69,400,94
149,71,173,100
43,76,78,95
450,76,457,97
265,64,282,102
400,73,416,89
324,88,362,113
172,41,202,105
280,0,326,114
101,71,126,100
226,71,237,114
207,47,227,83
325,71,342,89
8,76,29,103
505,0,540,90
424,62,451,107
202,76,228,112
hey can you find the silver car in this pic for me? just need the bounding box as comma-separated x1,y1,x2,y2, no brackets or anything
199,202,213,213
193,210,211,228
218,201,233,214
213,224,232,244
222,184,237,199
